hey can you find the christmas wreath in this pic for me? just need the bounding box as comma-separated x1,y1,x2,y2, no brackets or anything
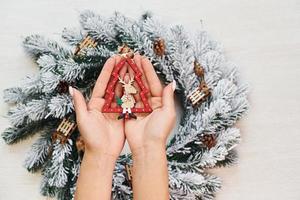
2,10,249,200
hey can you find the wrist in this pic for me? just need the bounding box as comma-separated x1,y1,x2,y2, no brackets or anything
85,149,118,163
131,141,167,160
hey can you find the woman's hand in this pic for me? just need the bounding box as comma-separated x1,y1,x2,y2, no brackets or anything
124,54,176,200
73,56,128,200
70,56,126,158
124,54,177,156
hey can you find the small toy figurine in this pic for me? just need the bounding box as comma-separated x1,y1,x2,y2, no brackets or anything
102,45,152,119
117,76,137,119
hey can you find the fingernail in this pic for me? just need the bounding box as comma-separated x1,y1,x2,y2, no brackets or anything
172,80,176,91
69,86,74,97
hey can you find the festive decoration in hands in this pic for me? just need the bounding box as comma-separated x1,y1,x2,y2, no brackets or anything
102,52,152,119
74,35,97,56
188,61,211,107
2,11,249,200
51,118,77,144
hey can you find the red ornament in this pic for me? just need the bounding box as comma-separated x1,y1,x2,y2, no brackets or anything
102,57,152,119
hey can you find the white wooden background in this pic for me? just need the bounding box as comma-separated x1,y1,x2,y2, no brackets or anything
0,0,300,199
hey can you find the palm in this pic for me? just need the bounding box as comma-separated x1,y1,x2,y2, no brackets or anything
125,97,165,149
124,55,176,153
75,56,126,157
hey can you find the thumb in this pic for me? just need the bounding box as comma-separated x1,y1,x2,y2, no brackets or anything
162,80,176,111
69,86,87,116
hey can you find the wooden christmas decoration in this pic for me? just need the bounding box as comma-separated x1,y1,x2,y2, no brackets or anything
153,38,165,57
118,44,134,58
52,118,77,144
117,76,138,119
74,36,97,55
200,134,217,149
188,60,211,107
187,82,211,107
102,51,152,119
125,164,133,187
193,61,205,78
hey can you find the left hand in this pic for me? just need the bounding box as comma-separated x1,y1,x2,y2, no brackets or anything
70,56,126,159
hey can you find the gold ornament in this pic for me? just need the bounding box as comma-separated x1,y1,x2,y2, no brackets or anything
74,36,97,55
52,118,77,144
153,38,165,57
118,44,134,58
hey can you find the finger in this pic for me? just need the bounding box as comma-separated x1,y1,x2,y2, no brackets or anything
91,56,116,99
162,80,176,111
133,54,150,92
141,56,163,97
69,86,87,117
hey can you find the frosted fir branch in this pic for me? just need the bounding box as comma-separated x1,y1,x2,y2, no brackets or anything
37,54,57,72
197,145,228,169
169,172,221,200
85,45,114,58
23,35,72,59
24,132,52,172
79,10,117,47
198,51,225,87
142,16,169,39
47,94,73,119
216,149,239,168
171,127,241,170
7,97,50,127
111,12,136,48
2,120,49,144
192,31,223,59
3,87,24,104
26,99,49,121
212,79,238,101
217,128,241,150
168,25,194,91
62,27,85,46
47,140,73,187
40,71,61,93
21,74,43,95
7,104,28,127
168,98,239,156
169,159,204,174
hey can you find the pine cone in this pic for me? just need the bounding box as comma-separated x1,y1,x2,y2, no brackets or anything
56,81,70,94
76,135,85,152
194,61,205,77
153,38,165,57
200,134,217,149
